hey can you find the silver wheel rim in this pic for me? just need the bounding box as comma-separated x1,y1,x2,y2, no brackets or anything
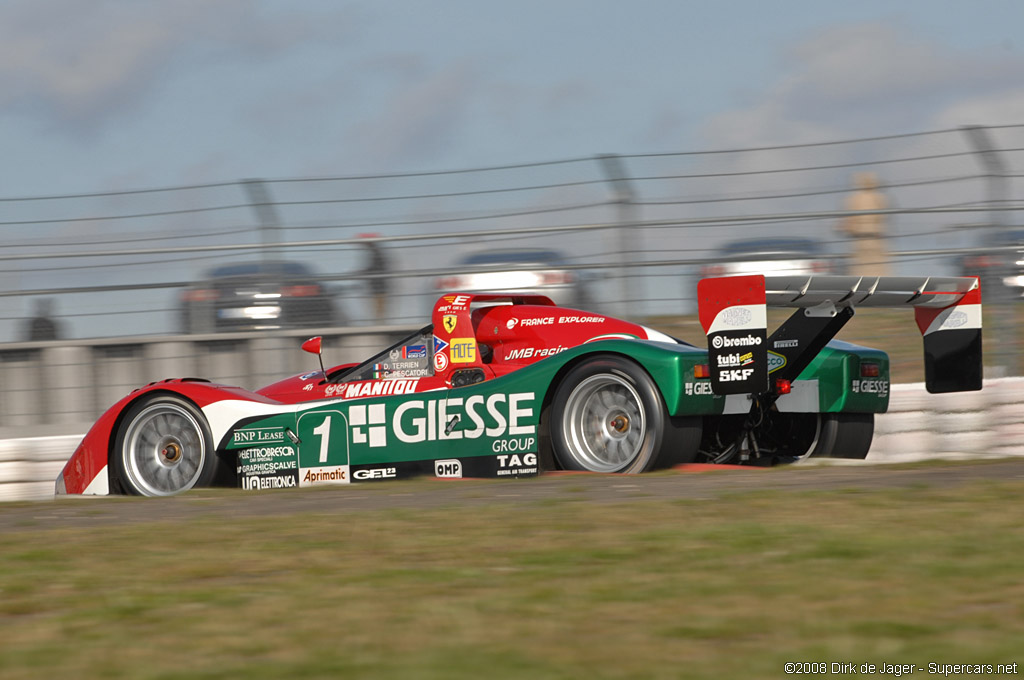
122,402,206,496
562,373,646,472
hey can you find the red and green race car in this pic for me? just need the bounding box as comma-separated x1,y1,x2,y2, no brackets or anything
56,274,982,496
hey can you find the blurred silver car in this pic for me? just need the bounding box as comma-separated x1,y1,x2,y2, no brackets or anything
434,248,591,308
957,227,1024,300
699,237,839,278
179,261,340,333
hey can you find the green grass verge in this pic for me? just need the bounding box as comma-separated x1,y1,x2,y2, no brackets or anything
2,481,1022,679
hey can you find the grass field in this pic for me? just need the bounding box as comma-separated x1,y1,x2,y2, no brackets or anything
1,470,1022,679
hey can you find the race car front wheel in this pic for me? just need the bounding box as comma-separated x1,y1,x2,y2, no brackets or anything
550,356,700,473
112,395,218,496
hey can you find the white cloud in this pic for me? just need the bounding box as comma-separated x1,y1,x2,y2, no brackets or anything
0,0,324,126
701,21,1024,148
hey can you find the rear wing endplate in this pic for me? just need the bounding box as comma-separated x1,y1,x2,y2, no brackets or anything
697,275,982,395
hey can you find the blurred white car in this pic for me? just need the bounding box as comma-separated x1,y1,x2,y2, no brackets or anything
434,248,592,308
699,237,839,278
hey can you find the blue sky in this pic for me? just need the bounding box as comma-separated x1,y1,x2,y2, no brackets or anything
2,0,1024,196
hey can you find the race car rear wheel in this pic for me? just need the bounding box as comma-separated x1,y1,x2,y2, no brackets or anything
550,356,699,473
113,395,218,496
810,413,874,459
772,412,874,461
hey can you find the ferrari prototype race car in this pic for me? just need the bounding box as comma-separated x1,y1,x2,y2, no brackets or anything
56,275,982,496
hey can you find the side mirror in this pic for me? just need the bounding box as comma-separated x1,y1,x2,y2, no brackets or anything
302,336,322,355
302,336,326,381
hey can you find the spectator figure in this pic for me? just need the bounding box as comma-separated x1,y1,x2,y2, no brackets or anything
23,298,62,341
838,172,890,277
358,233,391,323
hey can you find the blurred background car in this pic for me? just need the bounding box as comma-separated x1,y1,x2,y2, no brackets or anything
957,227,1024,300
179,260,341,333
699,237,840,278
433,248,593,309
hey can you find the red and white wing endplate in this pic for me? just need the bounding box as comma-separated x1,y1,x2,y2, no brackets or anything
698,275,983,395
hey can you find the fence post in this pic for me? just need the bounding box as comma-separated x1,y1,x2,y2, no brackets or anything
242,178,281,268
597,154,639,317
961,126,1015,376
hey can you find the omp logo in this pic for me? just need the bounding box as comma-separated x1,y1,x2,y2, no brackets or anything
450,338,476,363
435,459,462,478
350,403,387,447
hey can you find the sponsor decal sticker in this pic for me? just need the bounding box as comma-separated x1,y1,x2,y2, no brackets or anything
767,351,786,373
437,294,472,312
404,344,427,359
721,308,752,327
232,428,285,445
711,334,763,349
495,452,538,477
506,318,518,330
518,317,555,327
443,315,457,333
684,382,715,396
353,467,397,481
435,459,463,478
450,338,477,363
773,339,799,349
502,346,567,361
434,352,449,371
237,445,299,491
300,466,349,487
349,392,536,448
324,379,419,399
851,379,889,396
559,315,604,324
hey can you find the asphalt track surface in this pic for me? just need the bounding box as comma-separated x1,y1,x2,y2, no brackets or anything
3,459,1023,533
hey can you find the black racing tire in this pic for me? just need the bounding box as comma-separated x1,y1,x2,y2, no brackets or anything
550,355,700,473
112,395,219,496
808,412,874,460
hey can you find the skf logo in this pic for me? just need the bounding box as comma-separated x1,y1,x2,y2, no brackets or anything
443,315,457,333
719,368,755,382
435,459,462,478
450,338,476,363
350,403,387,447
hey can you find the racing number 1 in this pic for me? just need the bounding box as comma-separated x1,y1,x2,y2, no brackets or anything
296,409,348,469
313,416,331,463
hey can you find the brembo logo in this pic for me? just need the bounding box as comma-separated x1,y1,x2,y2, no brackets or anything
712,334,762,349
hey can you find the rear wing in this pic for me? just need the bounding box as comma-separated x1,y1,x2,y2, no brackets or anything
697,275,982,395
